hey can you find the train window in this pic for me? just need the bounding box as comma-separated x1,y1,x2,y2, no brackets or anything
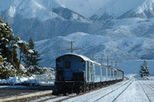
65,61,71,69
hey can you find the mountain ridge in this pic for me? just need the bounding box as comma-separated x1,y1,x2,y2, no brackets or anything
1,0,154,68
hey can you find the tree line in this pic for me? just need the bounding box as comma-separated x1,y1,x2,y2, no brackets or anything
0,17,43,79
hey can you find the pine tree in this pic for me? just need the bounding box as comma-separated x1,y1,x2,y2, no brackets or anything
0,17,19,69
140,60,150,78
24,38,41,74
0,18,23,78
0,17,42,78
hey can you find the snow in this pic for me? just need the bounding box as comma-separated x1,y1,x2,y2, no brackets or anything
0,68,55,86
57,0,154,18
136,0,154,16
17,0,59,21
3,0,154,42
60,77,154,102
0,0,60,21
120,0,154,18
113,80,150,102
35,32,112,66
28,49,34,54
0,0,150,18
18,40,26,44
57,0,145,17
0,0,91,22
35,32,154,74
59,53,100,65
1,37,9,42
8,6,16,18
0,76,54,86
0,23,7,26
13,43,18,48
1,0,154,75
0,77,29,85
2,0,153,20
19,64,26,71
57,0,105,17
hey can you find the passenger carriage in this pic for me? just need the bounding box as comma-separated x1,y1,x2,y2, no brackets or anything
55,53,124,94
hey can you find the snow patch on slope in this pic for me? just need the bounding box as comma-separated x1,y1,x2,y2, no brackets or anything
16,0,58,21
8,6,16,18
137,0,154,14
1,0,61,21
35,32,154,68
120,0,154,18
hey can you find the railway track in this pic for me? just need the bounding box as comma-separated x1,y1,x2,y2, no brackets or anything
41,88,99,102
111,81,133,102
92,80,133,102
139,82,152,102
31,80,129,102
146,83,154,91
34,79,154,102
41,89,96,102
52,94,77,102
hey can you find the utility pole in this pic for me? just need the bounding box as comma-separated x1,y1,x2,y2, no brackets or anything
107,55,109,67
103,50,110,67
70,41,74,53
66,41,80,53
115,60,118,67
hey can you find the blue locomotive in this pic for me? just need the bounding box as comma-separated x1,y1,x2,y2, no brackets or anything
55,53,124,94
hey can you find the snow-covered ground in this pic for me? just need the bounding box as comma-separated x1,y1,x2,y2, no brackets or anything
0,74,54,86
58,77,154,102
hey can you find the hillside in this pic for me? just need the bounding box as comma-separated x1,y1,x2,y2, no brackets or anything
1,0,154,74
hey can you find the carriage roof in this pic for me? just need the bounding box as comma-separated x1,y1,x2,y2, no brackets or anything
56,53,101,65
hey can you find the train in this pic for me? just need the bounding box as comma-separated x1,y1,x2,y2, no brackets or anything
55,53,124,94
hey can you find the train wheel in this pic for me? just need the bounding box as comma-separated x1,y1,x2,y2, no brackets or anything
89,84,91,90
81,86,85,93
79,86,82,93
81,86,84,93
76,90,80,95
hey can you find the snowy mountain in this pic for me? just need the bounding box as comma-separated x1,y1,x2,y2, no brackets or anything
60,0,154,19
52,7,88,22
35,32,154,65
1,0,88,21
1,0,154,40
0,0,90,40
2,0,153,19
58,0,145,18
120,0,154,18
35,32,154,74
1,0,154,73
0,0,60,14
